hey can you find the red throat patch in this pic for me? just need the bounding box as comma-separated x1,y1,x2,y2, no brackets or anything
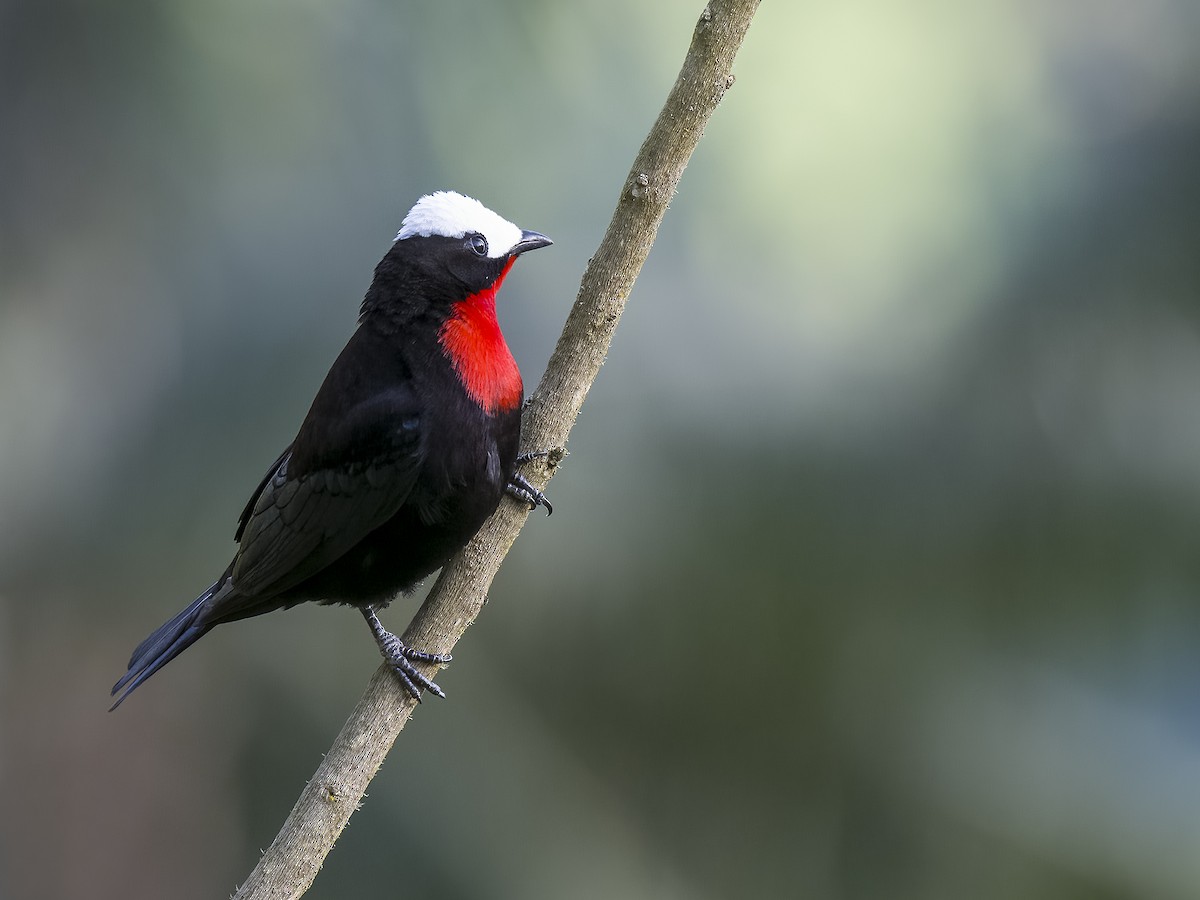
438,259,523,415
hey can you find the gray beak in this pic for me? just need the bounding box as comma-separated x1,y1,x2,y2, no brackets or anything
511,230,553,256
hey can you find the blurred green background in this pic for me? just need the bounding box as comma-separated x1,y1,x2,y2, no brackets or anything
4,0,1200,897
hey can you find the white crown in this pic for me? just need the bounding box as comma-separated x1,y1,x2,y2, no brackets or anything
395,191,522,259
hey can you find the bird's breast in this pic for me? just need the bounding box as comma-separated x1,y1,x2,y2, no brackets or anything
437,291,523,416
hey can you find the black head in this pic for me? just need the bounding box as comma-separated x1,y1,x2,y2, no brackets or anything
362,191,552,320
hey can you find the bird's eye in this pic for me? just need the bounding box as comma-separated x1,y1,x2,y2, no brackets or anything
467,234,488,257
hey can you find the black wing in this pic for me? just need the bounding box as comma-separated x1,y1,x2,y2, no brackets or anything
235,443,293,543
229,384,425,600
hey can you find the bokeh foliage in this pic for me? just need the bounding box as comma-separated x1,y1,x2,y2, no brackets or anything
2,1,1200,897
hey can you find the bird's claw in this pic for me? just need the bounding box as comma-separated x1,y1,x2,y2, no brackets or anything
363,609,450,701
509,448,563,516
516,447,567,468
507,472,553,515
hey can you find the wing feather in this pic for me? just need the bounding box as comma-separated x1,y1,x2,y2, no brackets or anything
229,385,425,599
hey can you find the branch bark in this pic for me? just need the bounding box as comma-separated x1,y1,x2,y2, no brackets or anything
232,2,760,896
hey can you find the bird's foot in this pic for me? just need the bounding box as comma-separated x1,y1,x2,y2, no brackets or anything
507,472,553,515
362,608,451,701
508,448,564,516
516,448,568,468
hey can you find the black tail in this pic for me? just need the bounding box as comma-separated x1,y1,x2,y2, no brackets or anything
110,583,218,710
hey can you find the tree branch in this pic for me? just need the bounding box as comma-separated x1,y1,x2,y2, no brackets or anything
232,2,760,896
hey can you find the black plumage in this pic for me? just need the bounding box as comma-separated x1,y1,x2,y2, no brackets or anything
111,193,552,708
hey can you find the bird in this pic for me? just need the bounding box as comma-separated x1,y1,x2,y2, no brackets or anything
111,190,553,710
